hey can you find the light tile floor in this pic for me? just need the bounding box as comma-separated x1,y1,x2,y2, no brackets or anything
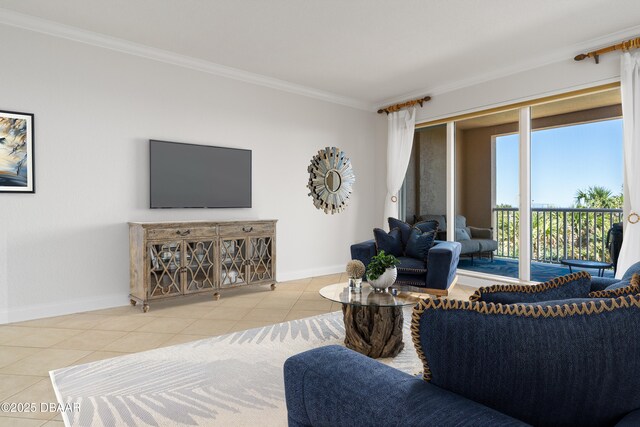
0,273,474,426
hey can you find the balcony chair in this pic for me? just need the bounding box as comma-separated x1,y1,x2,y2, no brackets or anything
415,214,498,263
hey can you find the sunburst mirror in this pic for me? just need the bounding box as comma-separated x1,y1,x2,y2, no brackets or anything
307,147,355,214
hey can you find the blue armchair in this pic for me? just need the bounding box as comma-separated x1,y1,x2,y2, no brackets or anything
351,218,461,296
284,272,640,426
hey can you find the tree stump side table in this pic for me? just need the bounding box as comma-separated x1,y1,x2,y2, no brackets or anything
319,283,419,359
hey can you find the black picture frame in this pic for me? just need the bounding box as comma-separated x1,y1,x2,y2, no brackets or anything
0,109,35,193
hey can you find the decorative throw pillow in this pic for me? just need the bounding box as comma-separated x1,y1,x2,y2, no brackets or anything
373,227,403,257
405,228,437,261
387,217,413,248
411,294,640,426
414,220,439,234
469,271,592,304
454,228,471,241
589,273,640,298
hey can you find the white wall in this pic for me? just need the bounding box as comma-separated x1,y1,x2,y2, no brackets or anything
0,24,382,323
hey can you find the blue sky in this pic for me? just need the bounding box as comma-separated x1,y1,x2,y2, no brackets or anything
496,119,623,207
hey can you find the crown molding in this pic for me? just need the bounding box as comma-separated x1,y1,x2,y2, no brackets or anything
0,7,373,111
2,7,637,114
375,24,640,110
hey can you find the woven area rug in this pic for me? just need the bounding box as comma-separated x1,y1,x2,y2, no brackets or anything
50,307,422,427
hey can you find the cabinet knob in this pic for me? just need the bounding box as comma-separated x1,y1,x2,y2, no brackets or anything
176,230,191,236
242,226,253,232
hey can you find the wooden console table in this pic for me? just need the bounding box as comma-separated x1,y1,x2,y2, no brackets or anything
129,220,277,312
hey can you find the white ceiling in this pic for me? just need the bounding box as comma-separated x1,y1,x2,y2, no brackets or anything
1,0,639,110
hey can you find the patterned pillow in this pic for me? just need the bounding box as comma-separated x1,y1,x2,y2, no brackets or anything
373,227,403,257
469,271,591,304
411,294,640,426
589,273,640,298
405,228,437,261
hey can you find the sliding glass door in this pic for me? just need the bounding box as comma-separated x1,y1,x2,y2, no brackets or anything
453,110,520,278
529,89,623,281
406,84,623,282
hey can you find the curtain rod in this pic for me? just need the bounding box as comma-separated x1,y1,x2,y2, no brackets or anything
377,96,431,115
575,36,640,64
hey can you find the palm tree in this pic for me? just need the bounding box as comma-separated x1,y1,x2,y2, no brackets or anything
575,186,622,209
571,185,623,262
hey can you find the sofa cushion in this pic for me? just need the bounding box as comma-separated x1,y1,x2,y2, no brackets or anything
589,276,618,292
396,256,427,275
454,228,470,241
589,273,640,298
387,217,412,248
405,228,436,261
458,239,480,255
469,271,591,304
373,228,403,257
411,294,640,426
454,215,466,228
476,239,498,252
621,260,640,281
589,262,640,292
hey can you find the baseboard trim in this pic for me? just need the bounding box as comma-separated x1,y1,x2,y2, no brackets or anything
0,294,127,325
0,265,348,324
277,264,344,283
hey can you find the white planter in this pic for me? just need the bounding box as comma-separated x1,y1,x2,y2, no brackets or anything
368,267,397,292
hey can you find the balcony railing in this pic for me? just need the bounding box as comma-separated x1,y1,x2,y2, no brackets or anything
494,207,623,263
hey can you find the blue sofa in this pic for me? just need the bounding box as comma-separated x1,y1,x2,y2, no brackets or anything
284,272,640,426
589,260,640,292
350,218,461,296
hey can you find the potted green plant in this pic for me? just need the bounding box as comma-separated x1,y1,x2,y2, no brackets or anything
366,250,400,292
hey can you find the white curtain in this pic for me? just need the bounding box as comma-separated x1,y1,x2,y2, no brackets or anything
616,52,640,278
383,107,416,229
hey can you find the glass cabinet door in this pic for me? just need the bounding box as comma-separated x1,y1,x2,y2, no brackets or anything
248,236,273,283
148,241,182,298
220,238,248,287
183,239,216,293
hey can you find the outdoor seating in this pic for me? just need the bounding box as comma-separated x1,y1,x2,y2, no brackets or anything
415,214,497,263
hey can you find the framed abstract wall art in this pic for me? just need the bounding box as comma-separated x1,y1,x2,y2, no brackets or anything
0,110,34,193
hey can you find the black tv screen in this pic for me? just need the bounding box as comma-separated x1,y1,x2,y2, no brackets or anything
150,140,252,208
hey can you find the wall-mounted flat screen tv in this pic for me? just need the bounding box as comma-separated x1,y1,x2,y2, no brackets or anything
150,140,252,208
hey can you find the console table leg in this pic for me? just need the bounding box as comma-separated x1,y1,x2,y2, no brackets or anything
143,304,149,313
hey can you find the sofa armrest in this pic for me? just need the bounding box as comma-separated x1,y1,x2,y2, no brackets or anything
426,241,461,291
350,239,376,277
284,345,527,427
468,226,493,239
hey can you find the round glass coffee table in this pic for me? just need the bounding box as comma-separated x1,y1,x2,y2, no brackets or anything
319,283,421,358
